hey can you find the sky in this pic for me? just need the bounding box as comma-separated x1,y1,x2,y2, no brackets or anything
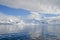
0,5,31,17
0,0,60,13
0,0,60,36
0,0,60,18
0,5,60,18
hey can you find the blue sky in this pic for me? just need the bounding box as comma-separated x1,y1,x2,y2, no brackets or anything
0,5,30,17
0,5,60,18
0,0,60,15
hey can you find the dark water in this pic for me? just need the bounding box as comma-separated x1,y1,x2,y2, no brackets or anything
0,32,31,40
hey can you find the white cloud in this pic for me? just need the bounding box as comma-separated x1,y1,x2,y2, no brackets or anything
28,12,41,20
0,12,26,34
0,0,60,13
0,12,60,37
28,12,50,21
47,16,60,23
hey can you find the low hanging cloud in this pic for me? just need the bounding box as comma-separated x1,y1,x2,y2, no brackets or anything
28,12,41,20
47,16,60,23
0,12,26,34
0,0,60,13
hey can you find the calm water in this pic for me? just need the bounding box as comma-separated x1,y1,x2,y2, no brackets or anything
0,25,60,40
